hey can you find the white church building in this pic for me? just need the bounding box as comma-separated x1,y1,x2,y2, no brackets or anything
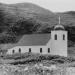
6,18,68,57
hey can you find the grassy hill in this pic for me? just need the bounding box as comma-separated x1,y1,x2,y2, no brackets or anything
0,3,57,44
0,3,75,48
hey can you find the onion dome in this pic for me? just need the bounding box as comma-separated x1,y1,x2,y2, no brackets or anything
54,16,65,30
54,24,65,30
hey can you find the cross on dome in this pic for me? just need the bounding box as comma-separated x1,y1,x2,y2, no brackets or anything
54,16,65,30
59,16,61,25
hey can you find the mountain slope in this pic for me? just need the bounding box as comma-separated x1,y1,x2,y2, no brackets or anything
0,3,57,44
0,3,75,48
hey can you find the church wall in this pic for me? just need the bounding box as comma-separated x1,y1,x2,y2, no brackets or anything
7,46,51,55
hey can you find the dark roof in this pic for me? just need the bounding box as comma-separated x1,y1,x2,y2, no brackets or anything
54,25,65,30
18,34,51,46
0,34,51,49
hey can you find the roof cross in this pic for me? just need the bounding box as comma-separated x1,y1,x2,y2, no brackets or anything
59,16,61,25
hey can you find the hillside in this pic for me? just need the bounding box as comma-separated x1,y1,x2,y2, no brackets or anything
0,3,57,44
0,3,75,48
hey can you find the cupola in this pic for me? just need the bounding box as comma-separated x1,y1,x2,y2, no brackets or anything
54,16,65,30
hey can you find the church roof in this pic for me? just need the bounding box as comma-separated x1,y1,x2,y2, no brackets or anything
54,24,65,30
0,34,51,50
18,34,51,46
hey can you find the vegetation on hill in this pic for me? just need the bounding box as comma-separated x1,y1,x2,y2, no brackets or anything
0,3,56,44
2,53,74,64
0,3,75,48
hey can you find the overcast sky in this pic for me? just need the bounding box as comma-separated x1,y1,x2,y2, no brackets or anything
0,0,75,12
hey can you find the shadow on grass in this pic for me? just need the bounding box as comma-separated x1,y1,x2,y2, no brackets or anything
2,52,75,65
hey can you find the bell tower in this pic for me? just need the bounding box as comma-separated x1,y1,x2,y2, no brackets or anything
51,16,68,57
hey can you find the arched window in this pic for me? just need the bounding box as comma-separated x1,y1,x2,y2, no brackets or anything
63,34,65,40
19,48,21,53
29,48,31,53
40,48,42,53
55,34,57,40
12,50,15,54
48,48,50,53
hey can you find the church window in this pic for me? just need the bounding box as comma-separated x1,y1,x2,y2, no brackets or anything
12,50,15,54
40,48,42,53
29,48,31,52
48,48,50,53
63,34,65,40
19,48,21,53
55,34,57,40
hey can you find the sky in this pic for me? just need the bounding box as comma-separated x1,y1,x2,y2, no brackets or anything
0,0,75,12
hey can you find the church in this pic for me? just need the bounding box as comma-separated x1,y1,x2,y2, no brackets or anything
6,17,68,57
